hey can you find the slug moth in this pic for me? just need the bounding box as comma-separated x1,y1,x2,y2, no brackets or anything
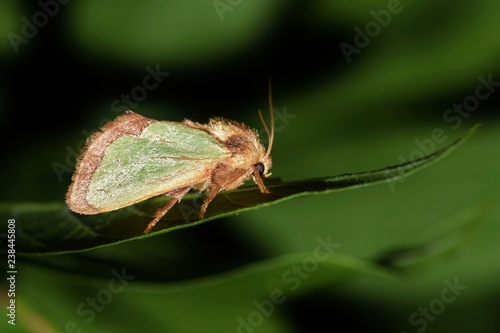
66,85,275,233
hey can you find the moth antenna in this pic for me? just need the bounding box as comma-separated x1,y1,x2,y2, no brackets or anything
259,78,274,157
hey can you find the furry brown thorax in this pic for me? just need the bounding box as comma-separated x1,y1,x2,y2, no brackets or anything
185,117,272,184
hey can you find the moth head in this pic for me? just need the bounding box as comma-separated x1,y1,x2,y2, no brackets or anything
253,154,272,178
251,145,272,194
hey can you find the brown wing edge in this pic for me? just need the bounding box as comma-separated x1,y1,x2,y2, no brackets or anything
66,111,157,214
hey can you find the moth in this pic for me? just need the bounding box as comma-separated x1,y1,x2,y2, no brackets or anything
66,86,275,234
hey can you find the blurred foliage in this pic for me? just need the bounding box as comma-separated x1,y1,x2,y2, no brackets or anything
1,0,499,332
0,1,21,55
68,0,284,67
2,127,476,255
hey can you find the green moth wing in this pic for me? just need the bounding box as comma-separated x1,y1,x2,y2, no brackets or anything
67,112,230,214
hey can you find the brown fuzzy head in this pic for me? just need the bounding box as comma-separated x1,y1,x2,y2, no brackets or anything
208,118,272,174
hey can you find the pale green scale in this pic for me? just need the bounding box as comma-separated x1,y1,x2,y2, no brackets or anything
87,121,229,210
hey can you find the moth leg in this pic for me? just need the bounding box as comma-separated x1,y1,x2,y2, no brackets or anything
144,186,192,234
199,168,252,218
252,165,270,194
199,184,222,219
200,165,264,219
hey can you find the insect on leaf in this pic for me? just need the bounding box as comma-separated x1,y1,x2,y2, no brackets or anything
2,124,481,255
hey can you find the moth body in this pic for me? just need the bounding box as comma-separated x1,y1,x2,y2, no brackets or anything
66,110,273,233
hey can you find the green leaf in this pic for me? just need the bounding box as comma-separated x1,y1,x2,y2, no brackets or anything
8,250,395,333
0,125,480,255
375,201,491,273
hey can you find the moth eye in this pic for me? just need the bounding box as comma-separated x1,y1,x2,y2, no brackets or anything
255,162,265,175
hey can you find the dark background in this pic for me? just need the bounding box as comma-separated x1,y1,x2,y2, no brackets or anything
1,1,499,332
